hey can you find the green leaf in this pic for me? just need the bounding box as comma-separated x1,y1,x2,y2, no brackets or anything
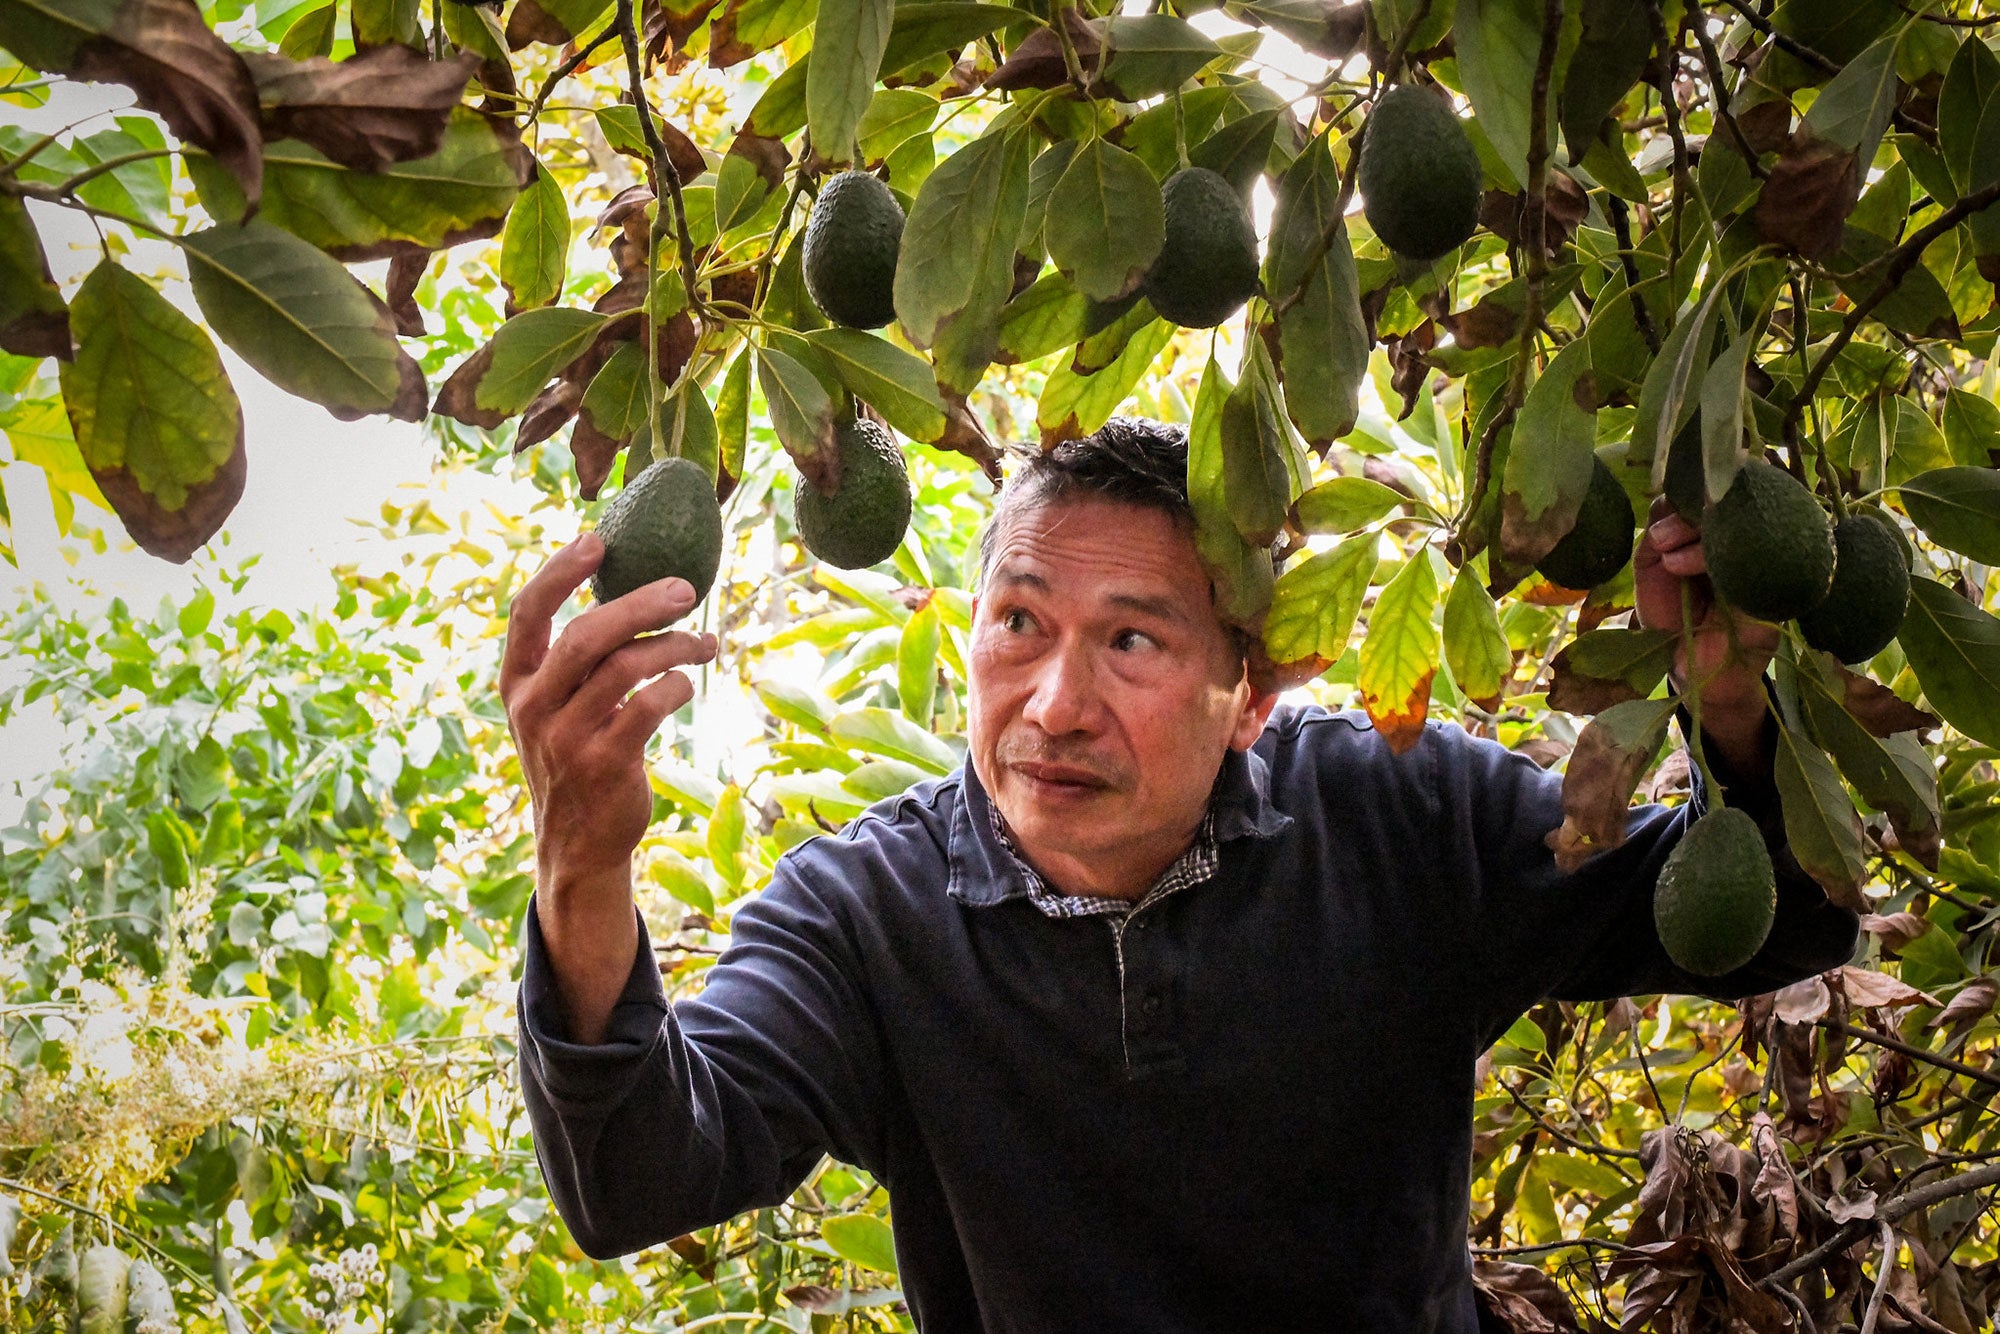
653,848,716,916
857,88,938,164
708,783,750,887
997,270,1089,364
0,192,66,359
1095,15,1221,100
1793,651,1939,856
807,0,892,164
1558,0,1652,161
1633,282,1722,483
1036,316,1175,443
1294,476,1405,533
1802,31,1901,166
1189,356,1275,627
1455,0,1548,189
716,349,751,479
1772,719,1869,907
438,308,605,426
1189,107,1281,197
352,0,421,47
898,596,941,725
1699,331,1753,508
1358,551,1440,753
278,3,336,58
1500,335,1596,566
830,707,957,773
1896,467,2000,565
1900,578,2000,748
747,58,810,137
146,809,192,888
758,345,838,476
713,0,817,63
187,108,526,262
1547,628,1677,714
1942,388,2000,468
58,260,245,563
665,378,719,481
1443,565,1509,707
757,679,837,733
1264,136,1367,448
1219,340,1298,547
1940,30,2000,192
1043,138,1164,303
579,342,651,442
803,328,947,442
881,3,1025,76
501,162,569,312
894,125,1034,352
180,220,426,421
820,1214,898,1274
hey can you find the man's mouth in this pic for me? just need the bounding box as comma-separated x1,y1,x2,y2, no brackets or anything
1011,761,1113,791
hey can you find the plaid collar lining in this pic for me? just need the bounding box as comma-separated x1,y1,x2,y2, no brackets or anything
985,802,1221,920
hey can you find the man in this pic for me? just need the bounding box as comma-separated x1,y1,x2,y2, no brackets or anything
503,418,1858,1331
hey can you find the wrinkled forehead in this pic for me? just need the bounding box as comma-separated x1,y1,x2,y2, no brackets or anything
977,496,1208,607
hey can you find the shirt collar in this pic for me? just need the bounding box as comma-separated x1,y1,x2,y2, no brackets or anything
946,743,1293,909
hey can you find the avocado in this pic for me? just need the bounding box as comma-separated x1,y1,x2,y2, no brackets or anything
591,456,725,607
1140,167,1262,329
794,417,912,570
1701,457,1836,623
1654,806,1777,977
1535,455,1637,591
1358,84,1483,262
803,170,905,329
1798,512,1911,664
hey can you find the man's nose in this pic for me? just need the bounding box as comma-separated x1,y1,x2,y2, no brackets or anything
1020,640,1098,736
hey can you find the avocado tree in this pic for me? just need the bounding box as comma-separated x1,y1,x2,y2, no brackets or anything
6,0,2000,1327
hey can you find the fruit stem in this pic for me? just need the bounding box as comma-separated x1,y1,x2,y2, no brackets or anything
1679,580,1727,811
1172,87,1190,172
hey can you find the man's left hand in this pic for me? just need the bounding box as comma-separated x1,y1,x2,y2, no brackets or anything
1633,497,1779,773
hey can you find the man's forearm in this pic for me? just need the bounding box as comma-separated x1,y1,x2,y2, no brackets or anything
535,863,642,1046
1694,696,1772,780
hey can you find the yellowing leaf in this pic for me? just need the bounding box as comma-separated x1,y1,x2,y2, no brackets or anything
1442,566,1509,709
1358,552,1440,753
1262,533,1374,673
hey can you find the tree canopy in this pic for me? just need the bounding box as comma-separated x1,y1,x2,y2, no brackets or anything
4,0,2000,1329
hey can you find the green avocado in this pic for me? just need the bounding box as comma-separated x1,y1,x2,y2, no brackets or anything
1535,455,1637,592
1654,807,1777,977
1701,458,1836,623
591,456,725,608
1140,167,1262,329
795,417,913,570
803,170,905,329
1358,84,1483,262
1798,512,1911,664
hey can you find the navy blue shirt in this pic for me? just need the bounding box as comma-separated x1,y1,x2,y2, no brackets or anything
518,706,1858,1332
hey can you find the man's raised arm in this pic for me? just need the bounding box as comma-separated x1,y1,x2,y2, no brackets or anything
499,533,716,1045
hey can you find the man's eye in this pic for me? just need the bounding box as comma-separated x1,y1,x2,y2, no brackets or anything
1002,608,1034,633
1112,629,1157,652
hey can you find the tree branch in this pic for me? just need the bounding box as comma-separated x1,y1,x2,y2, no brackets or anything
1783,176,2000,432
1763,1161,2000,1288
1821,1019,2000,1093
527,23,622,123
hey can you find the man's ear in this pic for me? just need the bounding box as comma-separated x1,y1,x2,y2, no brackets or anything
1227,685,1281,752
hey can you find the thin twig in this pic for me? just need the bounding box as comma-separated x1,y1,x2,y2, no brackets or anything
1764,1161,2000,1287
1784,176,2000,432
527,24,623,123
1715,0,1838,75
1691,5,1765,179
1822,1019,2000,1092
1500,1077,1646,1160
1858,1219,1897,1334
1472,1237,1637,1258
1606,194,1661,354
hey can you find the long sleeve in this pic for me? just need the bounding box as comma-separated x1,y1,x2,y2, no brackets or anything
1439,716,1861,1048
517,866,887,1260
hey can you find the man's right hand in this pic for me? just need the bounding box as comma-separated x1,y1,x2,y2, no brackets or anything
501,533,718,1044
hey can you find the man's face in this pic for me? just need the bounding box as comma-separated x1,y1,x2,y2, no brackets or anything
967,496,1275,897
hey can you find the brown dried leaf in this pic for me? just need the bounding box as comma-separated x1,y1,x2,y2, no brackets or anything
645,0,721,58
514,379,582,451
1469,1260,1582,1333
69,0,263,207
729,125,789,192
1754,134,1859,260
932,391,1002,483
570,412,627,501
1860,911,1931,953
1547,696,1677,872
1749,1113,1800,1240
385,250,428,336
1929,975,1997,1033
1838,966,1942,1010
93,425,247,563
244,46,476,173
1827,1189,1878,1223
505,0,572,49
1774,975,1831,1025
434,340,503,428
1832,663,1939,736
985,11,1101,92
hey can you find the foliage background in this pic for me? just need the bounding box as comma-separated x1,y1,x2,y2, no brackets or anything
4,0,2000,1330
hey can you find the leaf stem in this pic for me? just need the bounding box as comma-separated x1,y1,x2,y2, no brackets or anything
526,23,622,123
47,147,174,200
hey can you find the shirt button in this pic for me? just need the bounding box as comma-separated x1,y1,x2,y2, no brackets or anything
1141,994,1163,1016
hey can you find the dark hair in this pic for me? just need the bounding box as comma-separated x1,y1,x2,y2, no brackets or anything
975,417,1196,582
